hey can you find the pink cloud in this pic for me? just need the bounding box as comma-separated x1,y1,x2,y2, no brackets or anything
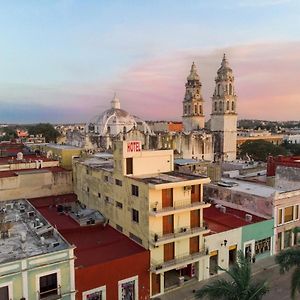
108,41,300,121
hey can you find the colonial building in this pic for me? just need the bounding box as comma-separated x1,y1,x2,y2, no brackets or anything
0,199,75,300
211,54,238,161
74,140,211,297
66,55,238,163
182,62,205,131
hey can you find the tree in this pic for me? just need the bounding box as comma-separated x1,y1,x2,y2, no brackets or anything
275,231,300,300
282,141,300,156
26,123,60,143
0,126,18,141
239,140,287,162
196,251,269,300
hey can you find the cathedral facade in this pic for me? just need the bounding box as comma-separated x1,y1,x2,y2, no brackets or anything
66,55,237,161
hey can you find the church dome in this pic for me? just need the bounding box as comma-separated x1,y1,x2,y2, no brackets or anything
87,94,151,136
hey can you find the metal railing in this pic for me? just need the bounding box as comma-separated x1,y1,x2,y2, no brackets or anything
150,226,208,244
151,250,206,272
38,285,61,300
150,199,208,215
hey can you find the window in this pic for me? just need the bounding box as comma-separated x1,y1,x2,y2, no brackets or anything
98,193,101,198
104,175,109,182
116,224,123,232
126,158,133,175
116,201,123,209
194,105,197,114
200,105,202,114
214,101,217,111
226,101,229,110
83,286,106,300
115,179,123,186
39,272,59,299
229,83,232,95
129,232,142,245
255,238,271,255
284,206,294,223
278,208,283,225
87,187,89,193
118,276,138,300
232,101,235,111
184,105,187,115
132,185,139,197
0,285,9,300
132,209,139,223
217,84,220,96
296,205,299,220
219,101,222,111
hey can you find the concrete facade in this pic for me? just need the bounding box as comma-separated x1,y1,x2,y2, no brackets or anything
73,141,211,297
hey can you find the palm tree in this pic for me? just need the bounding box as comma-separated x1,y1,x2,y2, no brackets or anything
196,250,269,300
275,228,300,300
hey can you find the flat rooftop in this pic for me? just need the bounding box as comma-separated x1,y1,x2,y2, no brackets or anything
0,199,70,264
47,143,82,150
174,159,210,165
29,195,147,268
0,166,69,178
212,178,280,198
0,154,57,165
133,171,208,185
204,205,267,235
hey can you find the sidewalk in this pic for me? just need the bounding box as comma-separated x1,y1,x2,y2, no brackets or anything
157,256,277,300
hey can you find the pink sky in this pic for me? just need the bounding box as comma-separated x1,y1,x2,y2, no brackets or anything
106,41,300,122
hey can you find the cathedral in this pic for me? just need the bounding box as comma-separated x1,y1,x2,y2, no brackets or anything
66,54,237,162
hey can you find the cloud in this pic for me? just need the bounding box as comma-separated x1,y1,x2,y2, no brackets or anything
110,41,300,122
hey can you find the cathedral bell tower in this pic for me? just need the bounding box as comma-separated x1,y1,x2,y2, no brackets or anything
182,62,205,131
211,54,237,161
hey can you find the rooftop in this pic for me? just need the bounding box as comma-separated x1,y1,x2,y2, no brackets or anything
0,166,69,178
212,178,280,198
133,171,208,185
0,154,56,165
29,195,147,268
0,199,70,264
204,205,267,234
47,143,82,150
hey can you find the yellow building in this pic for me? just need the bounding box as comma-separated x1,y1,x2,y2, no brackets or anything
73,141,211,297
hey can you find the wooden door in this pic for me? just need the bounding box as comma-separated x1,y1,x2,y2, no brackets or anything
151,273,160,295
163,215,174,235
164,242,175,262
162,188,173,208
190,236,199,254
190,210,200,228
191,184,200,203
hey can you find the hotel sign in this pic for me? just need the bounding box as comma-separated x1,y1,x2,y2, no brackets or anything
127,141,141,152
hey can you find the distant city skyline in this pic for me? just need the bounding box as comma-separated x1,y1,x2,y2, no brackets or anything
0,0,300,123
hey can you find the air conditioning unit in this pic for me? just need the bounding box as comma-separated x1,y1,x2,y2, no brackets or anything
184,186,192,191
219,206,226,213
245,214,253,222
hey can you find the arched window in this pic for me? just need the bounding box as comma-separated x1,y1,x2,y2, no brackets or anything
107,126,110,134
123,126,127,133
229,83,232,95
217,84,220,96
219,101,222,111
226,101,229,111
232,101,235,111
200,105,202,114
188,105,191,115
184,105,187,115
194,105,198,114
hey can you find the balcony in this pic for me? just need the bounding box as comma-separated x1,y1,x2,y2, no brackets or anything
38,286,61,300
151,226,209,246
151,250,208,274
149,200,210,217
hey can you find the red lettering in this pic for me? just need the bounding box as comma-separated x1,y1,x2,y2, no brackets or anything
127,141,141,152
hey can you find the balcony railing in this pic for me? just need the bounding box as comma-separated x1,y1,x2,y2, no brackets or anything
150,200,210,216
38,286,61,300
151,250,207,273
150,226,209,245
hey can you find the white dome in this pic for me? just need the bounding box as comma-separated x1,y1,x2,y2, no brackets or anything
87,95,151,136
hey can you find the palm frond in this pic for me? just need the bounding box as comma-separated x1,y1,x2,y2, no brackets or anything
247,280,269,300
276,248,300,273
195,279,238,300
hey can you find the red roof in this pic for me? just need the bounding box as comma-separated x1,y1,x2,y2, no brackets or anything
29,195,147,268
0,166,69,178
0,154,56,165
204,205,266,234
